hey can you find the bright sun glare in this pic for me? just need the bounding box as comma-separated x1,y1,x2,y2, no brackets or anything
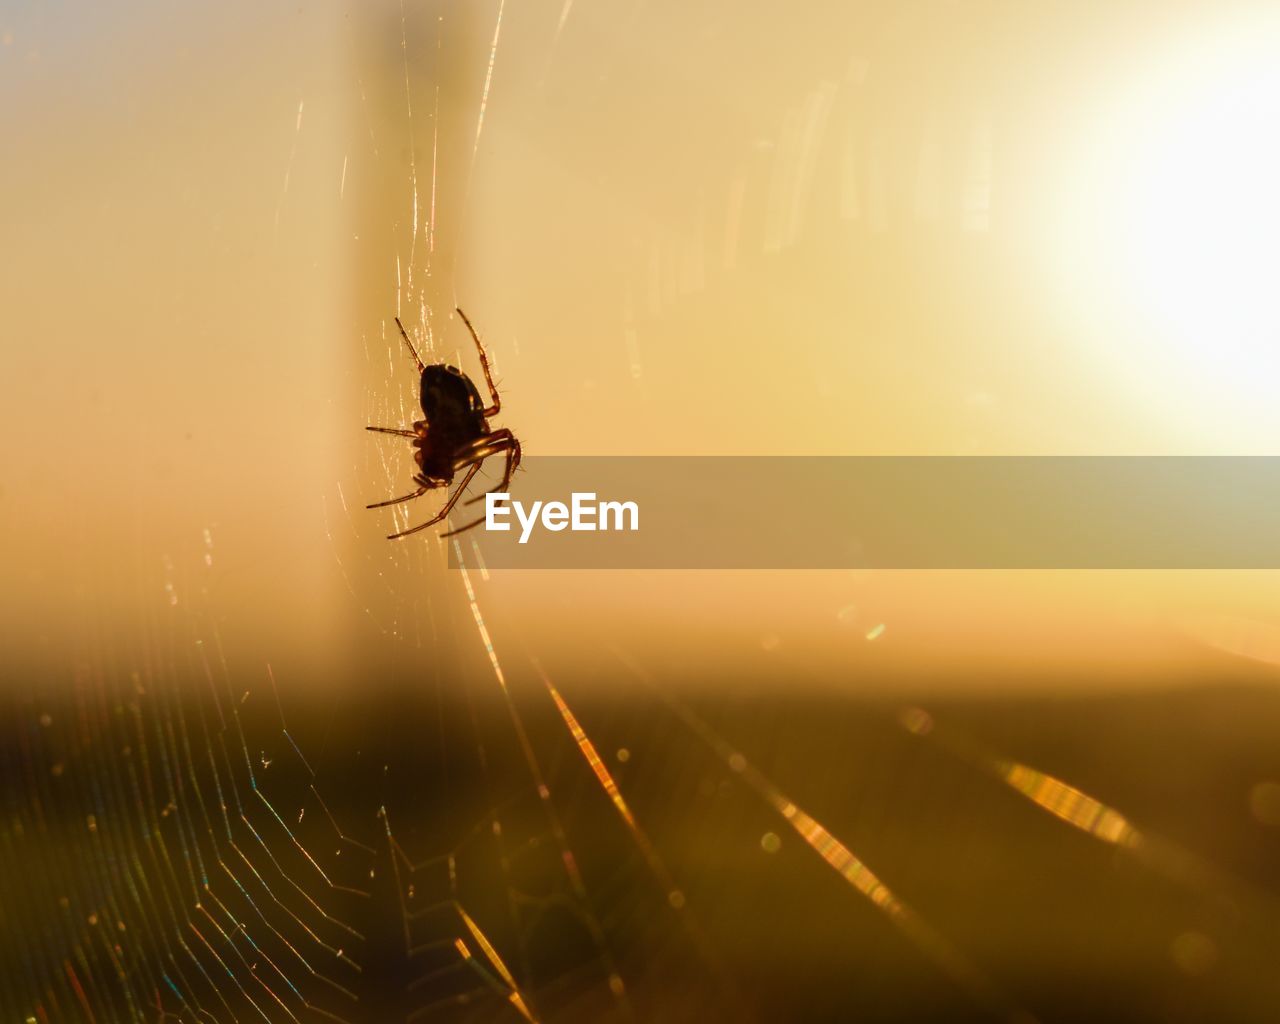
1058,21,1280,441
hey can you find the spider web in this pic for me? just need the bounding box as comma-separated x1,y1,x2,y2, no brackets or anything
6,3,1280,1023
0,540,372,1024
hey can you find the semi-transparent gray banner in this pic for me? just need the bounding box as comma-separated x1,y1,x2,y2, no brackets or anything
447,457,1280,569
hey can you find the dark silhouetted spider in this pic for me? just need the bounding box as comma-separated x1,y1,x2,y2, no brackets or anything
366,308,521,539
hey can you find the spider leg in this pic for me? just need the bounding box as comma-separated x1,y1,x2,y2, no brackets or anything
455,307,502,417
440,435,523,536
440,517,486,538
386,462,483,540
366,425,417,438
462,431,522,506
366,483,433,510
448,429,510,470
394,316,426,372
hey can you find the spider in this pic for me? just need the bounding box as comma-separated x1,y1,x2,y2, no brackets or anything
366,308,522,539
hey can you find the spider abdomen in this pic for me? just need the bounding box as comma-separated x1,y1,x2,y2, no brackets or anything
420,365,486,428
